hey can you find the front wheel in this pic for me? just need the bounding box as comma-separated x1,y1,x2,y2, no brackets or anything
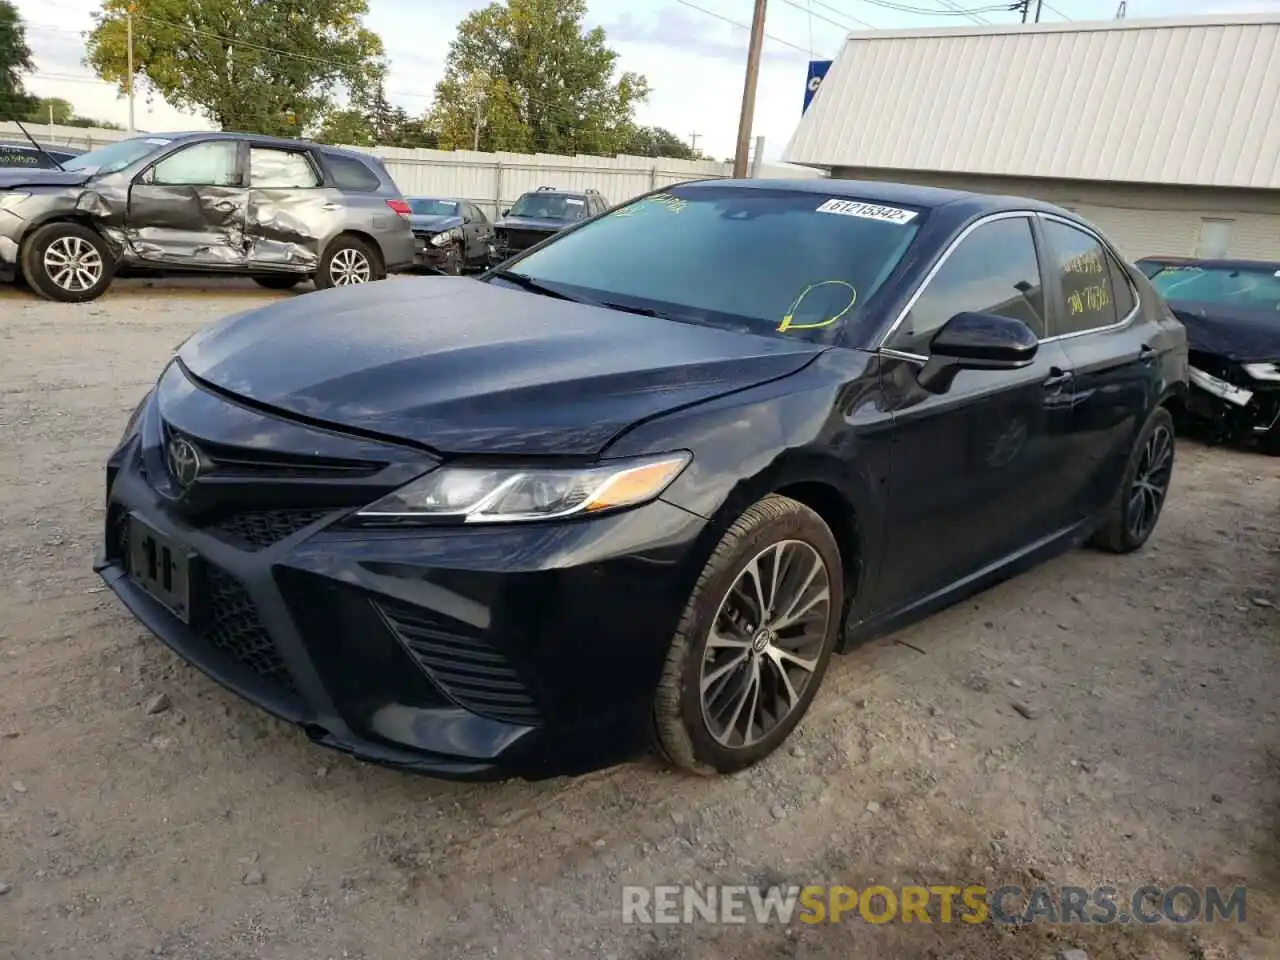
438,240,463,276
314,236,383,289
20,222,114,302
653,494,844,775
1089,406,1176,553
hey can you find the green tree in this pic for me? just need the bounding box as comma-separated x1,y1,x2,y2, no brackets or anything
316,87,439,149
621,125,702,160
23,96,74,124
84,0,386,136
429,0,648,156
0,0,36,117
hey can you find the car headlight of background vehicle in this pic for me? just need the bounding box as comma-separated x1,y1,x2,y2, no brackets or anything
0,191,31,212
354,452,691,524
430,227,463,247
1242,362,1280,382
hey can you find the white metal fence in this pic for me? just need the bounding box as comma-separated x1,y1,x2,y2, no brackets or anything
1,121,823,216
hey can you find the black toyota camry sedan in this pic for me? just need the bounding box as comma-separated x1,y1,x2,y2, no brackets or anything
96,179,1188,780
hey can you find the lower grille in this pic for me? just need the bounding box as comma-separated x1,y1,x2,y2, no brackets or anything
203,509,330,551
498,228,555,252
375,599,542,726
194,566,296,695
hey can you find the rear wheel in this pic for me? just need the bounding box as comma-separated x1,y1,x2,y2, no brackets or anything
21,222,114,302
653,495,843,775
1089,406,1176,554
315,236,383,289
252,275,303,291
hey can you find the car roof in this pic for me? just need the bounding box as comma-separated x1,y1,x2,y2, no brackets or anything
1137,255,1280,272
125,130,377,160
672,177,1080,219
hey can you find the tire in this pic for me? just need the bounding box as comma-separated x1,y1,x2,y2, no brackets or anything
20,221,114,303
252,275,303,291
439,240,464,276
314,235,383,289
653,494,844,775
1089,406,1176,554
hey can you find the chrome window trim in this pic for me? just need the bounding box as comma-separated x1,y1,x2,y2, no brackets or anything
875,211,1039,353
1036,212,1141,342
876,210,1141,362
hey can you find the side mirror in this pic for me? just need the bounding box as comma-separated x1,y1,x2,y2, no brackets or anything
917,312,1039,394
501,208,510,217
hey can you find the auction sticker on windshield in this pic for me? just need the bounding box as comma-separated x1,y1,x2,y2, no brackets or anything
815,199,917,224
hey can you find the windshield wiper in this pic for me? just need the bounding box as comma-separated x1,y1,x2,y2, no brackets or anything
488,270,606,307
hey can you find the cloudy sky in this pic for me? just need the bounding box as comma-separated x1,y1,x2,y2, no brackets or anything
13,0,1280,160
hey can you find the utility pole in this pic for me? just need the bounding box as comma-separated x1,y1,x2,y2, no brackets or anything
750,135,765,178
125,4,136,134
1019,0,1029,23
1115,1,1127,18
473,99,483,151
732,0,767,179
1034,0,1043,22
689,131,701,154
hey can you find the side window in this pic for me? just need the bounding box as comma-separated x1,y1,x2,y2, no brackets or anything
471,204,488,224
150,141,239,186
1109,257,1137,319
1042,220,1124,335
327,154,382,192
250,147,321,189
462,203,477,223
888,217,1046,356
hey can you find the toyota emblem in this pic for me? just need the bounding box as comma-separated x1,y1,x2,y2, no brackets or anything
166,436,201,487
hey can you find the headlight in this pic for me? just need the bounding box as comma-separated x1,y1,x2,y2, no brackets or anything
1242,362,1280,382
354,452,691,525
430,227,463,247
0,191,31,212
117,390,152,447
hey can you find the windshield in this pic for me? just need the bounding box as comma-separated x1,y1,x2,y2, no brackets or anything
1150,264,1280,313
508,192,588,221
494,186,922,341
408,198,458,216
63,137,170,174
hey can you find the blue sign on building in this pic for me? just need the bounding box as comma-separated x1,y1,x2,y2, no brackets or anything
803,60,833,114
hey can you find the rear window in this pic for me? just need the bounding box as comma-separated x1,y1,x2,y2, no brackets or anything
326,153,382,192
503,186,923,342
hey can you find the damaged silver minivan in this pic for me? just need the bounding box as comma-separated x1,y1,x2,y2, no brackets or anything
0,131,416,302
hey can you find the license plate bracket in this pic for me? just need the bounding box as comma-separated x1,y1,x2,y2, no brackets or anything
127,515,196,624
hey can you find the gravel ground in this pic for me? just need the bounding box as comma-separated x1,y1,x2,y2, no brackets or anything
1,278,1277,960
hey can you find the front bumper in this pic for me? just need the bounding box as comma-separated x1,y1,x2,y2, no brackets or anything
1186,358,1280,443
96,372,705,779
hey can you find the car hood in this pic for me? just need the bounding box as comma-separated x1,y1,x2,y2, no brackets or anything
0,166,90,188
495,216,573,233
408,214,462,232
1169,300,1280,363
178,277,825,456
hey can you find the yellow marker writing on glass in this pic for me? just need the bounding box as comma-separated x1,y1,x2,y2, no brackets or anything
779,280,858,331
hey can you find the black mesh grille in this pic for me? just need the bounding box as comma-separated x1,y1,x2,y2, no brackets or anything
375,600,541,726
203,509,330,551
194,567,296,694
498,228,555,252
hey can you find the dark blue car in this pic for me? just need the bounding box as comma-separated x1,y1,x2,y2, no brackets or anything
96,179,1189,781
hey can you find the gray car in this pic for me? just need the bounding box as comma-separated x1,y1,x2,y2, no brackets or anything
0,131,416,302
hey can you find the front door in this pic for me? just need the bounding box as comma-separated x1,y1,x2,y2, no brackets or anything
126,139,248,268
244,144,341,271
874,214,1080,611
462,204,492,264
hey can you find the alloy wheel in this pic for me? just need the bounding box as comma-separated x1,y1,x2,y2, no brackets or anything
43,236,103,293
698,540,832,749
1127,423,1173,540
329,248,372,285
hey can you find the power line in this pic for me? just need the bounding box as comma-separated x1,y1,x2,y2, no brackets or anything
846,0,1014,14
1041,2,1070,19
931,0,992,24
799,0,875,30
675,0,813,54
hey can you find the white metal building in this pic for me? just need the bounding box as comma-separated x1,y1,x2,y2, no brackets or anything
784,14,1280,262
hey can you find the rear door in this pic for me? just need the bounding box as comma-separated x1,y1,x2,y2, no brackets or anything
244,143,337,271
1038,215,1160,519
126,138,248,267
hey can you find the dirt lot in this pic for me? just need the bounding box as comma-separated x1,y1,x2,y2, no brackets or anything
1,278,1277,960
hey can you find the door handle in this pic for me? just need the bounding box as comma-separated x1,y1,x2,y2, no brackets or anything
1043,367,1074,389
